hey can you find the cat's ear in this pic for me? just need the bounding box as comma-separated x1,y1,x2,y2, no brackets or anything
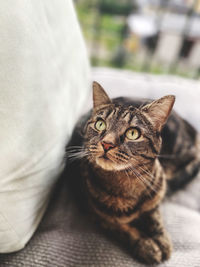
93,81,111,108
142,95,175,131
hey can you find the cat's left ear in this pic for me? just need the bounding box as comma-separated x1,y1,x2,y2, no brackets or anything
93,81,111,109
142,95,175,131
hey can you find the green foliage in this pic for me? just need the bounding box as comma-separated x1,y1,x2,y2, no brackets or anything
99,0,135,15
101,15,124,34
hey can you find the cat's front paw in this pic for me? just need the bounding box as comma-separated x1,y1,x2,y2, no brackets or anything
134,232,172,264
134,238,162,264
153,231,173,261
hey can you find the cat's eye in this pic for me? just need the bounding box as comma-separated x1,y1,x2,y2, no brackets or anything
126,128,141,140
95,119,106,131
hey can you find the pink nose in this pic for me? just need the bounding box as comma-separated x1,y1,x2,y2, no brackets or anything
101,141,115,152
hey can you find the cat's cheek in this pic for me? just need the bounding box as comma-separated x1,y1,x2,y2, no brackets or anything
86,127,99,140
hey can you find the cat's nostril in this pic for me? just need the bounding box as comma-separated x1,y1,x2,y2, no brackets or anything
101,141,115,152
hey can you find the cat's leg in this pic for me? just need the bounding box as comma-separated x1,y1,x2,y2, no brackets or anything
132,207,172,263
97,217,166,264
120,223,166,264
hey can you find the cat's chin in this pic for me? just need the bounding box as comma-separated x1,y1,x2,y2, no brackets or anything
95,157,127,171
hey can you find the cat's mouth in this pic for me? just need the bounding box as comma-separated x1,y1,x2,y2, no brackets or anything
88,143,129,171
95,152,128,171
100,154,109,160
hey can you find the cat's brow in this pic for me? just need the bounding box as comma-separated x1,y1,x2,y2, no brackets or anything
122,111,130,119
105,108,114,119
139,112,154,132
135,113,154,134
96,110,105,116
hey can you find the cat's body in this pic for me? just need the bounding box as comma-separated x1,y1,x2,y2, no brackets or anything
66,82,200,264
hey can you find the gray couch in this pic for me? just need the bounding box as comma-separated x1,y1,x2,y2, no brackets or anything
1,68,200,267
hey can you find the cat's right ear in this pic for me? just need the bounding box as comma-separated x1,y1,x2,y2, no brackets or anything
93,81,111,109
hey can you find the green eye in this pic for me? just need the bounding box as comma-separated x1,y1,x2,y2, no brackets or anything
126,128,141,140
95,119,106,131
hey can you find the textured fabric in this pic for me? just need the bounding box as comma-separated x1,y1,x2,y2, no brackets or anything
0,0,90,252
0,69,199,266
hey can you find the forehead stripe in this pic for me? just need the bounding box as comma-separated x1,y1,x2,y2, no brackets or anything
122,111,130,118
116,106,125,120
105,108,113,119
128,113,135,124
113,108,117,115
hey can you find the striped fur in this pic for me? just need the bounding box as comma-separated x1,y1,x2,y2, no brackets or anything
67,82,200,265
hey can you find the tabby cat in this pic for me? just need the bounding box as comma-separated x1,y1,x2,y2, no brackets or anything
67,81,200,264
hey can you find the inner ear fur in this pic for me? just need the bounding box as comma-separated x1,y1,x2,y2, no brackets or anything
142,95,175,131
93,81,111,109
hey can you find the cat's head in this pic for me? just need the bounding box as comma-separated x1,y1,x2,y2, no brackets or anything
84,82,175,171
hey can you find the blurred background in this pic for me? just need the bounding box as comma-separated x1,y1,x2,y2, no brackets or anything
74,0,200,79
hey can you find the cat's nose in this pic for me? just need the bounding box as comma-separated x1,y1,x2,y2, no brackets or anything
101,141,115,152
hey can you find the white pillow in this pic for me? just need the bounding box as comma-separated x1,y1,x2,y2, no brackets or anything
0,0,90,252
